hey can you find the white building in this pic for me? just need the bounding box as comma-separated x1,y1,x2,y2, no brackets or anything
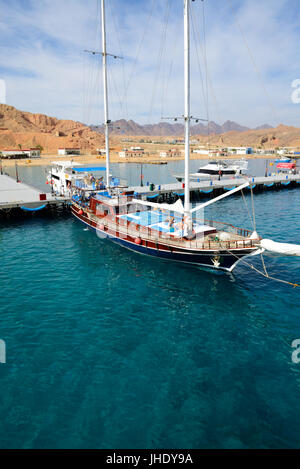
58,148,81,156
119,148,145,158
193,149,211,155
0,148,41,159
227,147,253,155
160,149,183,158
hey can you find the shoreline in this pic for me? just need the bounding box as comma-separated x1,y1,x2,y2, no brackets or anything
1,153,281,168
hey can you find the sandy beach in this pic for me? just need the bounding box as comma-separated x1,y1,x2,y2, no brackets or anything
1,152,279,168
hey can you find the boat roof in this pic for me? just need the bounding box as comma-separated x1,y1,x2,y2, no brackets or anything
72,166,106,172
51,161,82,167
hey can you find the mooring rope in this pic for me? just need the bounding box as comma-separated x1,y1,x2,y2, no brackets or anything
225,248,300,289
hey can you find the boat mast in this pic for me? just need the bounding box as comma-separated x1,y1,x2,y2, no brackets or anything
101,0,110,190
184,0,191,221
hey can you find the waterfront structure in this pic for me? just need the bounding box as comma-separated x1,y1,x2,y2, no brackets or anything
0,148,41,159
227,147,253,155
58,148,81,156
160,149,183,158
119,148,145,158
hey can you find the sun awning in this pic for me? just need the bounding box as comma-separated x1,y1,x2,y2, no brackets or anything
72,167,106,172
132,198,185,214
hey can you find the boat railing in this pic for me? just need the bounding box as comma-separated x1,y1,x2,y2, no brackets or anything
108,216,258,250
76,203,259,250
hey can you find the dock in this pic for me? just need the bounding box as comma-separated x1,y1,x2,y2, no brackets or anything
0,172,299,218
0,175,69,214
129,173,300,202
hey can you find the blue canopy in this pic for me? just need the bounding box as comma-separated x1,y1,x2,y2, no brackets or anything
72,166,106,172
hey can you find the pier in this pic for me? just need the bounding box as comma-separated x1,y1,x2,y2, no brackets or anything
0,174,69,215
0,172,300,218
129,173,300,202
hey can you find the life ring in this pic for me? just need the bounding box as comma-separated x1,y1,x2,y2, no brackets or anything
78,209,83,215
135,237,142,245
99,223,105,231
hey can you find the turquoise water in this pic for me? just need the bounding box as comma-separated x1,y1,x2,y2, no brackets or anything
0,163,300,449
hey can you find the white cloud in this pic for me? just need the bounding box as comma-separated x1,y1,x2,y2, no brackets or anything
0,0,299,127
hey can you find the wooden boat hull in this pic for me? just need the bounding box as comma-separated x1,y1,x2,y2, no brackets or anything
71,205,259,272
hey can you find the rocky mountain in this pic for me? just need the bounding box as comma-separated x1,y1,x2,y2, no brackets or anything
0,104,298,153
0,104,104,152
198,124,300,148
90,119,272,136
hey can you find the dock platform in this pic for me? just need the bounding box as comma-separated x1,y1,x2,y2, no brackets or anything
0,175,69,211
0,172,299,218
128,174,300,202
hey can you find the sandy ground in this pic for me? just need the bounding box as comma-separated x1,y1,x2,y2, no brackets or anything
1,152,279,168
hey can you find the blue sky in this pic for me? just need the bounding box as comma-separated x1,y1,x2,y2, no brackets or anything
0,0,299,127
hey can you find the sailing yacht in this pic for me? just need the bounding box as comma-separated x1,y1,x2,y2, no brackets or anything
71,0,262,272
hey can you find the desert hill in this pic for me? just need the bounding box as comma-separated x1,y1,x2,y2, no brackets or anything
197,124,300,149
0,104,299,154
0,104,105,153
91,119,259,137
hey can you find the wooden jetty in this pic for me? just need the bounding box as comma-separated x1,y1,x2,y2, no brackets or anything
0,175,69,214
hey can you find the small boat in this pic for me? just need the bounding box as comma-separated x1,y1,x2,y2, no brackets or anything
46,161,120,196
276,162,296,170
275,156,291,163
174,159,248,182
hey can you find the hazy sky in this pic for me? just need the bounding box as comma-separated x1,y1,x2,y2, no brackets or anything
0,0,299,127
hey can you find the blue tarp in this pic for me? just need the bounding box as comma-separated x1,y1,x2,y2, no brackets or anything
72,167,106,172
21,205,46,212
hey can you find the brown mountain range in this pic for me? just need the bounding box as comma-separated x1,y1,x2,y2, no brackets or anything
90,119,272,136
0,104,299,153
0,104,105,153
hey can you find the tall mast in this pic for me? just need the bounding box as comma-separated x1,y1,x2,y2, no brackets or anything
184,0,191,220
101,0,110,190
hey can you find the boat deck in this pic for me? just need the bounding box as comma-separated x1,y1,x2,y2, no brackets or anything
78,200,259,251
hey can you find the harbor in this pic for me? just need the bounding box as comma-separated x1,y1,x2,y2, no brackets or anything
1,169,300,217
1,0,300,453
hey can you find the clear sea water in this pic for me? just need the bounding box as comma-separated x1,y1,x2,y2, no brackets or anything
0,160,300,449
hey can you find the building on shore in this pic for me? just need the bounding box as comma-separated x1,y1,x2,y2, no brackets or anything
255,148,276,155
160,149,183,158
58,148,81,156
119,148,145,158
227,147,253,155
0,148,41,159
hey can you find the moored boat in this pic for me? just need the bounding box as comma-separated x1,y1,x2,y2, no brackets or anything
71,0,263,272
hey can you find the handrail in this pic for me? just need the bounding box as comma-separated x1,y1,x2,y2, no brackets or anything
73,203,259,251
